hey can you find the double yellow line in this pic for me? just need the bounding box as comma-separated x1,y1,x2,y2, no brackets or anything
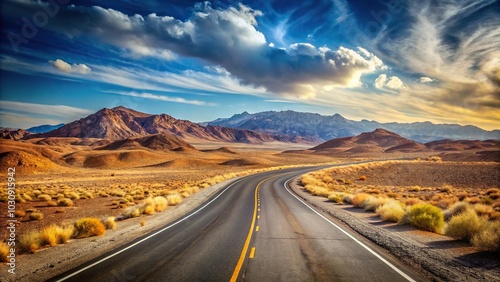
229,177,269,282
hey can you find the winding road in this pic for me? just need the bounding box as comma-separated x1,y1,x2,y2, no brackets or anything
49,165,424,282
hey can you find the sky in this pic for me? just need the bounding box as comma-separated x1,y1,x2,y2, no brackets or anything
0,0,499,130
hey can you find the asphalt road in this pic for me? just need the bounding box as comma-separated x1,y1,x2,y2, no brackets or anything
49,165,424,282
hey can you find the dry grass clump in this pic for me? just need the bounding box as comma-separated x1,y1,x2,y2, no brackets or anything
57,198,74,207
342,194,354,204
19,231,41,253
359,175,367,181
154,196,168,211
140,219,146,226
73,218,106,238
14,209,26,217
0,242,9,262
166,193,183,206
101,216,117,230
328,193,344,204
123,206,141,218
29,212,44,221
40,225,59,247
426,156,442,162
445,208,488,241
65,191,80,200
352,193,372,208
56,225,74,244
362,197,391,212
444,202,470,221
37,194,52,201
376,201,405,222
403,203,444,233
471,221,500,251
473,204,494,218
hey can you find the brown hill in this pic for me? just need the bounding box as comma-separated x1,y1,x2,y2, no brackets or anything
99,133,196,151
425,139,499,151
1,128,31,140
0,151,62,173
311,128,424,153
33,106,299,144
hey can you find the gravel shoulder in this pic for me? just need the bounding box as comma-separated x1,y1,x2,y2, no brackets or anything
0,176,243,282
289,178,500,282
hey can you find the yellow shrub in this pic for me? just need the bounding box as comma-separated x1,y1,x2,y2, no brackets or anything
154,196,168,211
101,216,117,230
73,218,106,238
19,231,41,253
124,206,141,218
404,203,444,233
376,201,405,222
166,193,182,206
56,225,74,244
40,225,59,246
57,198,73,207
472,221,500,251
29,212,44,221
445,209,488,241
352,193,371,208
0,242,9,262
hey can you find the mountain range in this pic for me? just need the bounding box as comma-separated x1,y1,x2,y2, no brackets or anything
30,106,303,144
205,110,500,143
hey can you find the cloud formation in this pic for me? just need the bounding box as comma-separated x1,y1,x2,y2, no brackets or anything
107,91,217,106
374,74,404,90
50,59,91,75
419,77,433,83
5,1,385,98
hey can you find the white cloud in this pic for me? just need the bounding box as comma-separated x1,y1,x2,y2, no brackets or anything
374,74,404,90
106,91,217,106
5,1,385,98
50,59,91,75
419,77,434,83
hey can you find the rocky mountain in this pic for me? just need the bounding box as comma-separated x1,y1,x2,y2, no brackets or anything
33,106,301,144
206,110,500,143
0,128,31,140
26,123,64,133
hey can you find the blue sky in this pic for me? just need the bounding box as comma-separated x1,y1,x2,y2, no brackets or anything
1,0,499,130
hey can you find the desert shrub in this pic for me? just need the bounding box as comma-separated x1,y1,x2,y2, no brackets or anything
166,193,183,206
491,212,500,220
440,184,453,193
19,231,41,253
472,221,500,251
101,216,117,230
29,212,44,221
426,156,442,162
57,198,73,207
73,218,106,238
465,197,481,204
474,204,494,217
489,193,500,200
22,193,33,201
140,219,146,226
14,210,26,217
143,205,155,215
444,202,470,221
342,194,354,204
352,193,371,208
402,198,423,206
486,188,499,195
0,242,9,262
404,203,444,233
328,193,344,204
376,201,405,222
98,191,109,197
56,225,74,244
154,196,168,211
445,209,487,241
37,194,52,201
40,225,59,246
66,192,80,200
81,191,94,199
359,175,367,181
362,197,391,212
123,206,140,218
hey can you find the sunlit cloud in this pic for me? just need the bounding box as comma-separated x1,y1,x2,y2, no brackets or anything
50,59,91,75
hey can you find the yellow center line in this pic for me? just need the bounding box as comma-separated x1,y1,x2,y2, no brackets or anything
249,247,256,259
229,177,270,282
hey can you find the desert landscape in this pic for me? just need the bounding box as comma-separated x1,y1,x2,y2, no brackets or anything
1,1,500,281
0,105,498,281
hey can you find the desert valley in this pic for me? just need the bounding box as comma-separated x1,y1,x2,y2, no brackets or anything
0,106,498,281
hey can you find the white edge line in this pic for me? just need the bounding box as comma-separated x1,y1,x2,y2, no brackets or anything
284,178,416,282
55,178,245,282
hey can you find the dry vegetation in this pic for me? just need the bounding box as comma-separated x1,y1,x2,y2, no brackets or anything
301,160,500,251
0,139,339,259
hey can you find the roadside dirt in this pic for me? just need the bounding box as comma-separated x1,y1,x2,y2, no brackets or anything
289,178,500,281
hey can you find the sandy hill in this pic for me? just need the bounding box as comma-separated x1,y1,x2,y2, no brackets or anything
33,106,300,144
311,128,425,153
99,133,196,151
425,139,499,151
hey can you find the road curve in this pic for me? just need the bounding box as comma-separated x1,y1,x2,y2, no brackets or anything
49,165,424,282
